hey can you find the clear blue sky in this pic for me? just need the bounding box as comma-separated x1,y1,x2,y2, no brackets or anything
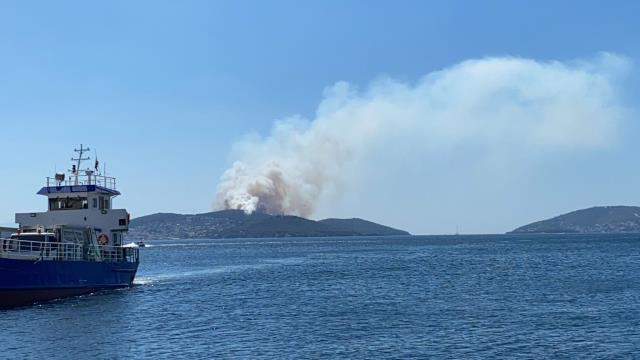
1,1,639,233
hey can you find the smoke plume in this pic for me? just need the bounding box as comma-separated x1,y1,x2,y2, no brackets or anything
214,54,629,217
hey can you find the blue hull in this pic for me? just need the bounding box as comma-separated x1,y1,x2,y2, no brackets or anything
0,258,138,308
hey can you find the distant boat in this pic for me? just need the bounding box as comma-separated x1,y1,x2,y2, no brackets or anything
135,241,146,247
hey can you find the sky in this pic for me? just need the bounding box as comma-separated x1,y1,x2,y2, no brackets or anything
0,0,639,234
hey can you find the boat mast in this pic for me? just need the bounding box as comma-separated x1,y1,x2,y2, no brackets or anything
71,144,90,185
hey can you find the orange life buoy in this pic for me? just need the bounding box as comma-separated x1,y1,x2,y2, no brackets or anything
97,234,109,245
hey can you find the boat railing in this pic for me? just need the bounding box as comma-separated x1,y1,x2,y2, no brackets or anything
0,239,82,261
0,238,137,263
86,244,138,263
46,174,116,190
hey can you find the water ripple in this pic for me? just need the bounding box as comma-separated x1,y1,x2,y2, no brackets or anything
1,234,639,358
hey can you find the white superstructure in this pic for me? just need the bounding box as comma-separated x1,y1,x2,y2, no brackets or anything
14,145,130,247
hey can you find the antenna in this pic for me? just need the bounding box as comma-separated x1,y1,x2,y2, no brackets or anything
71,144,91,185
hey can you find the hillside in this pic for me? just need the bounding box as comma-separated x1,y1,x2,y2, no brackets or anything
319,218,410,236
510,206,640,234
128,210,410,240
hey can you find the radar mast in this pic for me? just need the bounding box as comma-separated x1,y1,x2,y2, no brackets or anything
71,144,90,185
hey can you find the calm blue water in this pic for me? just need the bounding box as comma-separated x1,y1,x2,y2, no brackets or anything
2,234,640,359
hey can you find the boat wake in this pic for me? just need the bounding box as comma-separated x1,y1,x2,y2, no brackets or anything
133,258,306,285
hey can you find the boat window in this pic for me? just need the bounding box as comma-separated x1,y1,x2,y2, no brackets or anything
63,230,81,243
99,196,105,210
93,198,98,208
49,197,88,211
104,199,110,209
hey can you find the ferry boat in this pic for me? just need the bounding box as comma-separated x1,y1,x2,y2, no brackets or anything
0,145,139,308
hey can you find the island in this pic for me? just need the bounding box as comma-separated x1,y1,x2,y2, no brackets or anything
509,206,640,234
127,209,410,240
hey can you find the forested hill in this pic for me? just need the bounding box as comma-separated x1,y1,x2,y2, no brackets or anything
510,206,640,234
128,210,410,240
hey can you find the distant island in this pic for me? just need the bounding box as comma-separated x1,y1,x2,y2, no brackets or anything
128,210,410,240
510,206,640,234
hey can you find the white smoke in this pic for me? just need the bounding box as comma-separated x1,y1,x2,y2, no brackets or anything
214,53,630,217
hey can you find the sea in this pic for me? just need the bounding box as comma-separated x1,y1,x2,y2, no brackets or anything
2,234,640,359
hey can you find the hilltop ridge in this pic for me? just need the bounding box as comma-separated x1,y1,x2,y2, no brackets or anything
128,210,410,240
510,206,640,234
